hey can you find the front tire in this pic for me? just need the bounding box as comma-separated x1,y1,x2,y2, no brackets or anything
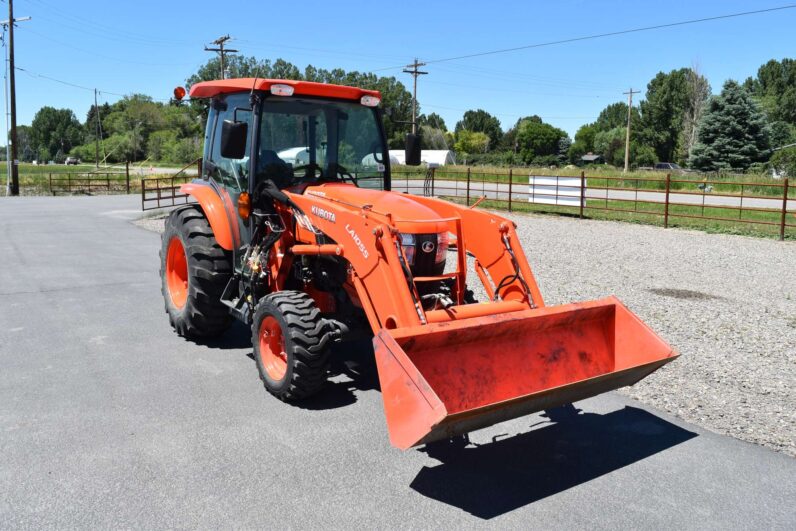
160,206,232,339
252,291,334,401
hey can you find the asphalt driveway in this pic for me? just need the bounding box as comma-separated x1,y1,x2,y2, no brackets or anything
1,195,794,529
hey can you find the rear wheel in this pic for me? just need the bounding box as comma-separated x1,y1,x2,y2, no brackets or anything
252,291,334,401
160,206,232,339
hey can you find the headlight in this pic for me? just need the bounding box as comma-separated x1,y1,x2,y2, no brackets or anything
399,233,416,264
435,232,449,263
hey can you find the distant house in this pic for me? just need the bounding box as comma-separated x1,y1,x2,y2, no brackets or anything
581,152,604,164
389,149,457,167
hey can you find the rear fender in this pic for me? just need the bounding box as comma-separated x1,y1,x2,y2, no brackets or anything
180,182,239,250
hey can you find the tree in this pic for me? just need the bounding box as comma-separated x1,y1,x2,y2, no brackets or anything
454,109,502,150
638,69,691,163
769,146,796,177
500,115,541,151
593,127,626,166
515,119,567,164
743,58,796,124
29,107,84,162
16,125,34,162
596,102,639,130
679,66,712,163
690,81,771,171
454,130,490,156
770,120,796,148
418,112,447,131
419,125,449,150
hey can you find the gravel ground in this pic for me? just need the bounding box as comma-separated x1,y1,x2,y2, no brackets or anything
135,211,796,456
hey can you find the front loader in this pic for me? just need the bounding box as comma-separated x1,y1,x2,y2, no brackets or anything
159,78,678,449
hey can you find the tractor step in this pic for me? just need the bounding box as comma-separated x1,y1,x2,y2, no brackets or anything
220,276,251,323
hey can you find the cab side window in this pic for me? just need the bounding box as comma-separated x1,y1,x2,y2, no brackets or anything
206,93,252,192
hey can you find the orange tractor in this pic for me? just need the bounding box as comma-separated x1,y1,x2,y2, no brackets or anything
160,78,677,449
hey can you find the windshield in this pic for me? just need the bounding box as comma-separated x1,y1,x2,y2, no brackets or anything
256,97,388,190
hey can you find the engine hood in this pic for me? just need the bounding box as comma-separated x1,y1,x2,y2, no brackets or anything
302,183,448,233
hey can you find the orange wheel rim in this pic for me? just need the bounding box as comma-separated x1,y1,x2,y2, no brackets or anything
166,237,188,309
260,316,287,381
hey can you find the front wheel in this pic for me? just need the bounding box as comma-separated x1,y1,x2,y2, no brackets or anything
252,291,334,401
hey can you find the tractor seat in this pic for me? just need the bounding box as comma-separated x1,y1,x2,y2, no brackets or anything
256,149,294,189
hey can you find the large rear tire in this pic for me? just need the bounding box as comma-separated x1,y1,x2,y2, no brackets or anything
160,206,232,339
252,291,334,401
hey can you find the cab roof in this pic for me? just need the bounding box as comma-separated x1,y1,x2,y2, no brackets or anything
188,78,381,101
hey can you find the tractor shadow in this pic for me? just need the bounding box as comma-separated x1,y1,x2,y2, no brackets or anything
299,338,381,410
410,405,697,519
241,336,380,411
197,321,253,350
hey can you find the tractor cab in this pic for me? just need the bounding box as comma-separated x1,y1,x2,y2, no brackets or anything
197,79,393,195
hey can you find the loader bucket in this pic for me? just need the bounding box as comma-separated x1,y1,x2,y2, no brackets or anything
373,296,678,450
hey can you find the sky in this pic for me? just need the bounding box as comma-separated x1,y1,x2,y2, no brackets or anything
5,0,796,137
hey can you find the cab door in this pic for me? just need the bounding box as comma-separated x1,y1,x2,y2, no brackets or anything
203,93,254,262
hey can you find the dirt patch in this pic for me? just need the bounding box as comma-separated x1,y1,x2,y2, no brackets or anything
647,288,721,300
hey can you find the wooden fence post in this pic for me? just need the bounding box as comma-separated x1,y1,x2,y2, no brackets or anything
466,167,471,206
780,178,790,241
67,173,72,194
508,168,513,212
664,173,671,228
579,171,585,219
49,173,53,195
125,161,130,194
430,167,435,196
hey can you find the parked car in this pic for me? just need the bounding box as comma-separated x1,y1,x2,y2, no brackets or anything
654,162,694,174
65,157,80,165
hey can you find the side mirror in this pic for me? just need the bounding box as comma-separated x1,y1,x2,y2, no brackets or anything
220,120,248,159
405,133,421,166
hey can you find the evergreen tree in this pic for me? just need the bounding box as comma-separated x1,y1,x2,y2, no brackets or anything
690,81,771,171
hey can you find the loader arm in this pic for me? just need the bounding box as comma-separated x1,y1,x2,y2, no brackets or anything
281,183,678,450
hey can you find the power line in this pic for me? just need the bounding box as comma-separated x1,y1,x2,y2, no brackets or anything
423,103,596,121
14,65,171,101
23,27,193,67
373,4,796,72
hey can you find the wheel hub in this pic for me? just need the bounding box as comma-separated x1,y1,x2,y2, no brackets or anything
166,237,188,308
260,316,287,381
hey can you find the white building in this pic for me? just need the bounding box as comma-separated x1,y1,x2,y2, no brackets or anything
388,150,457,167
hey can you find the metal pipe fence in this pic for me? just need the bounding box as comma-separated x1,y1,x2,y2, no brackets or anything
393,168,795,241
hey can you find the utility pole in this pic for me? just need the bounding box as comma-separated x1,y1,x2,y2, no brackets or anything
623,88,639,173
403,58,427,134
204,35,237,80
4,1,29,196
94,89,100,168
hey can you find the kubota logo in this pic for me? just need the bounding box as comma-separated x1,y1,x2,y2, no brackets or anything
346,224,369,259
311,205,336,223
421,241,435,253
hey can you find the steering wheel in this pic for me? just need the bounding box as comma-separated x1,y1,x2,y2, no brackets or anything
292,163,323,180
